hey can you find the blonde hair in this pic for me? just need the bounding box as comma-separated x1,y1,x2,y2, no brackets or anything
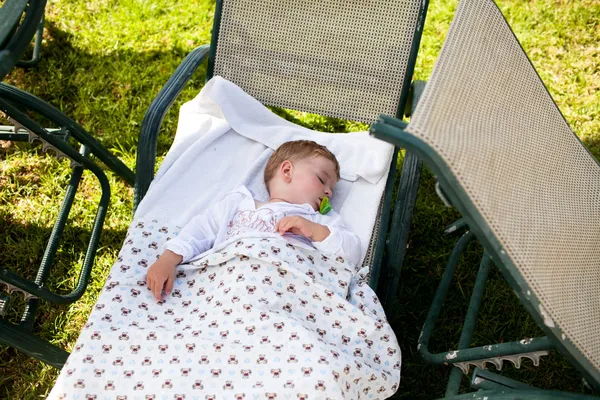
264,140,340,193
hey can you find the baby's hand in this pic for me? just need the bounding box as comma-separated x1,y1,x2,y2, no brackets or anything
146,250,182,301
276,216,330,242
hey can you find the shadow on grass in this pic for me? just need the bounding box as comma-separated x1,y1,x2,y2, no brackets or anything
4,20,207,155
582,136,600,161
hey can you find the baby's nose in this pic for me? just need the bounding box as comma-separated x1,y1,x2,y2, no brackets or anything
325,188,332,197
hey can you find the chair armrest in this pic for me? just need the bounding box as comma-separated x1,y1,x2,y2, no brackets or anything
134,44,211,211
0,83,135,183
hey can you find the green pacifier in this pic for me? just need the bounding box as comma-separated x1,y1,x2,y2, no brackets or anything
319,196,332,215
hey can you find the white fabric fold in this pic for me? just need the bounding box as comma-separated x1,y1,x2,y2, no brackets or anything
134,76,394,265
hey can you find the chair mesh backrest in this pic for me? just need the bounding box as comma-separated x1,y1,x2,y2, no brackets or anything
213,0,423,123
407,0,600,376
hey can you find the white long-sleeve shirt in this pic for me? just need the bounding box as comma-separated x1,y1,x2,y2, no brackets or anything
164,186,362,267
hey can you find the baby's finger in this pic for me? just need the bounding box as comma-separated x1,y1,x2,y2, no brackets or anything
146,269,155,286
165,275,174,296
276,218,286,233
279,219,292,234
152,279,163,301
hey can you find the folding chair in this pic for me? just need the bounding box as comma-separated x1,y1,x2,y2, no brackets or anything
135,0,430,308
0,0,135,368
1,0,429,369
371,0,600,398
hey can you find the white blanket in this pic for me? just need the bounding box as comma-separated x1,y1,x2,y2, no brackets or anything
48,221,401,399
134,76,395,265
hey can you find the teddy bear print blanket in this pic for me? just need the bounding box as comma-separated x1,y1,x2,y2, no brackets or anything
48,219,401,400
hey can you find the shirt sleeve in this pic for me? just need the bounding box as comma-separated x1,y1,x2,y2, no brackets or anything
163,192,239,263
311,211,362,268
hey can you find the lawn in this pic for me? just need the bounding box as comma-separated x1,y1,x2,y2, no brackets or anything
1,0,599,398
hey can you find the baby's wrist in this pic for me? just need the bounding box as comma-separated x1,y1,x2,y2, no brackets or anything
161,249,184,266
311,224,330,242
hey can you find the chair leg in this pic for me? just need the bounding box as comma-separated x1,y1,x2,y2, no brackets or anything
379,150,422,308
470,367,535,391
20,144,88,330
0,318,68,369
445,252,491,395
377,80,426,309
16,14,44,68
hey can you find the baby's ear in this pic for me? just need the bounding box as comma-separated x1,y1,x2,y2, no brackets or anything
280,160,293,182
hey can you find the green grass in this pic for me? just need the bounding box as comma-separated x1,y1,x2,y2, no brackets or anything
1,0,599,398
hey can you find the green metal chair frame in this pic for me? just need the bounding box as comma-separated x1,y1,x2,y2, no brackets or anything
0,0,429,369
134,0,430,307
0,0,134,368
14,13,44,68
371,0,600,398
0,0,45,79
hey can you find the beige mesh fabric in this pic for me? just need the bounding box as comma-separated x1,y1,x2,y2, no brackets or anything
406,0,600,374
213,0,422,123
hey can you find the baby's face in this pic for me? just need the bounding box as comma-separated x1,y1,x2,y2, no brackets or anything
288,156,337,211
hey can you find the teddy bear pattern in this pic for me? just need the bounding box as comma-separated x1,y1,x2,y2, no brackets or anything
48,218,401,400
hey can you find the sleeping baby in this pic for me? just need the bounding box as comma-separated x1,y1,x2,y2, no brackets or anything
146,139,361,301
